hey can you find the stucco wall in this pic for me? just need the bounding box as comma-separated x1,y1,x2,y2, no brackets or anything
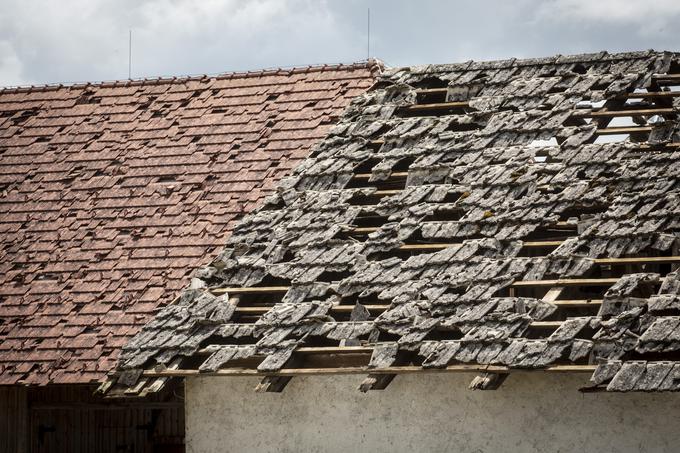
186,373,680,453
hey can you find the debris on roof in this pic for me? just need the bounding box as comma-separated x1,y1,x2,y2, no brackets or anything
112,50,680,394
0,62,379,385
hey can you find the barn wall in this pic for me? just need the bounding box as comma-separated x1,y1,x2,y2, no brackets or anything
0,386,28,453
186,373,680,453
0,385,185,453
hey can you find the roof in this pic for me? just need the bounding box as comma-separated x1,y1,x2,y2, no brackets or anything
113,50,680,394
0,61,379,385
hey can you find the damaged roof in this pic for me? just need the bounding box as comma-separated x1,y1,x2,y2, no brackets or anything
115,50,680,394
0,62,378,385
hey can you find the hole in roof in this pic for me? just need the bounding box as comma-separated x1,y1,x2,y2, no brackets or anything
572,63,588,75
533,149,550,163
528,137,559,147
446,120,482,132
624,98,646,106
353,158,380,174
608,116,638,127
191,136,201,143
211,107,227,114
576,100,606,109
393,156,417,172
594,134,629,144
546,85,566,94
423,207,464,222
412,76,448,90
266,93,279,102
304,101,317,108
648,115,666,125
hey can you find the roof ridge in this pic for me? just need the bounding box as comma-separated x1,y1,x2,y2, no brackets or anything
0,59,384,94
383,50,680,75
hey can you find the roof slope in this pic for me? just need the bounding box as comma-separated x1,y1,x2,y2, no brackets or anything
0,62,378,385
116,51,680,393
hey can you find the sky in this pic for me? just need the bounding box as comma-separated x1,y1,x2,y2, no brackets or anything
1,0,679,86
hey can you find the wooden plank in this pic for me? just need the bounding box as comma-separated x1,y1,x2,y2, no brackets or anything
511,278,620,287
652,73,680,81
625,91,680,99
542,287,565,303
141,363,596,378
211,286,288,295
594,256,680,265
416,88,449,95
373,189,402,196
530,321,563,329
596,126,653,135
402,101,469,112
469,372,509,390
353,172,409,180
235,304,387,314
554,299,603,307
522,240,563,247
574,107,675,118
234,301,598,316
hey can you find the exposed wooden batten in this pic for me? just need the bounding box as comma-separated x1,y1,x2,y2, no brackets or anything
141,363,597,378
352,172,409,180
573,107,675,118
596,126,653,135
232,301,601,316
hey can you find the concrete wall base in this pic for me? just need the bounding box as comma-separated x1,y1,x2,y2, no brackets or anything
186,373,680,453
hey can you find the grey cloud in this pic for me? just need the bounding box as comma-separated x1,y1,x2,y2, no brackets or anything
1,0,679,86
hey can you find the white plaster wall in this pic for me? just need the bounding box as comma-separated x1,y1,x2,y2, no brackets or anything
186,373,680,453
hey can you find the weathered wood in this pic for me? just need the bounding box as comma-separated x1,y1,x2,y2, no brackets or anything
358,374,396,392
552,299,603,307
542,287,565,304
415,88,448,95
211,286,289,295
0,387,28,453
530,321,564,329
596,126,653,135
216,269,670,297
594,256,680,265
652,73,680,80
353,172,409,180
372,189,402,196
141,364,597,378
574,108,675,118
254,375,294,393
626,91,680,99
511,278,620,287
469,372,509,390
402,101,469,112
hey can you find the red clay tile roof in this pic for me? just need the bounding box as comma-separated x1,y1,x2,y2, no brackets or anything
0,62,379,385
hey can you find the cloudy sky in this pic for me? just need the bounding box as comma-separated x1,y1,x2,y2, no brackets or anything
1,0,679,86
